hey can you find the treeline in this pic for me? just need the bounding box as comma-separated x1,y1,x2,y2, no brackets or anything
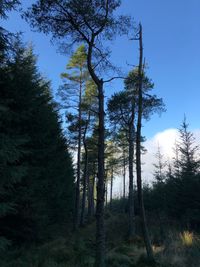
109,118,200,235
144,118,200,232
0,2,74,250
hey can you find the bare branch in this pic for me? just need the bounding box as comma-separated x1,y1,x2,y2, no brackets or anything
103,76,126,83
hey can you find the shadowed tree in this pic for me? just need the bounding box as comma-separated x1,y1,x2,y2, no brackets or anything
153,144,167,183
58,45,88,230
0,0,20,62
105,140,121,210
135,24,164,262
135,23,153,261
80,79,98,226
0,44,74,249
25,2,131,265
108,67,164,241
115,130,129,199
152,145,167,240
177,116,200,176
108,90,136,239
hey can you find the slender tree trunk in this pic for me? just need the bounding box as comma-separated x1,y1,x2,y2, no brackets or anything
80,112,90,226
128,124,136,239
87,166,95,221
91,173,95,217
105,182,108,207
74,78,82,231
136,23,154,261
87,178,94,221
87,177,92,219
110,167,113,210
123,148,126,199
95,80,105,267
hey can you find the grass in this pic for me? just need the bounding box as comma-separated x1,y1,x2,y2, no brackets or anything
157,230,200,267
1,214,200,267
180,231,194,246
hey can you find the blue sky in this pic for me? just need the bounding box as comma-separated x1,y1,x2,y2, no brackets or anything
2,0,200,138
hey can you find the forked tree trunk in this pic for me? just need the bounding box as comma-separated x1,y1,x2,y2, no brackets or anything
128,124,136,239
136,23,154,262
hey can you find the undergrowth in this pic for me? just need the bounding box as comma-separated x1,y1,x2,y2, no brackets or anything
0,214,200,267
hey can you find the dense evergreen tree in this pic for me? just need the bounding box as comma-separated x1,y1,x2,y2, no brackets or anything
145,118,200,231
0,44,74,248
168,118,200,227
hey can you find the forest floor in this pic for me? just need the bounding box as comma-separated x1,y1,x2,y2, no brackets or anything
1,212,200,267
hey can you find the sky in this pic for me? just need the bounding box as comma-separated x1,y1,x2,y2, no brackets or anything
2,0,200,185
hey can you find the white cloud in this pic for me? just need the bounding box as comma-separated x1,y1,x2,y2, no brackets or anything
142,128,200,183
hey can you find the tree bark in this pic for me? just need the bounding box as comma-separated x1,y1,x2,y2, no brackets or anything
128,123,136,239
136,23,154,262
110,167,113,210
95,80,105,267
105,180,108,207
91,173,95,217
123,148,126,199
80,112,90,226
87,175,94,221
74,75,82,231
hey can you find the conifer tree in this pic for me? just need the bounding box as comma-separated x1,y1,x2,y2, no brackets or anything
59,45,88,230
0,44,74,247
108,67,164,241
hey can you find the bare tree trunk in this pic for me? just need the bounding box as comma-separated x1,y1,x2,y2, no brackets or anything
128,124,136,239
87,178,93,221
91,173,95,217
110,167,113,210
74,79,82,231
136,23,154,262
87,177,92,219
87,166,95,221
123,148,126,199
95,80,105,267
80,113,90,226
105,181,108,207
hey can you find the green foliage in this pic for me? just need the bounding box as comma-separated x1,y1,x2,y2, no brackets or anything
25,0,131,46
0,0,20,19
108,69,164,131
61,44,87,81
177,117,200,175
0,42,74,248
146,118,200,230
